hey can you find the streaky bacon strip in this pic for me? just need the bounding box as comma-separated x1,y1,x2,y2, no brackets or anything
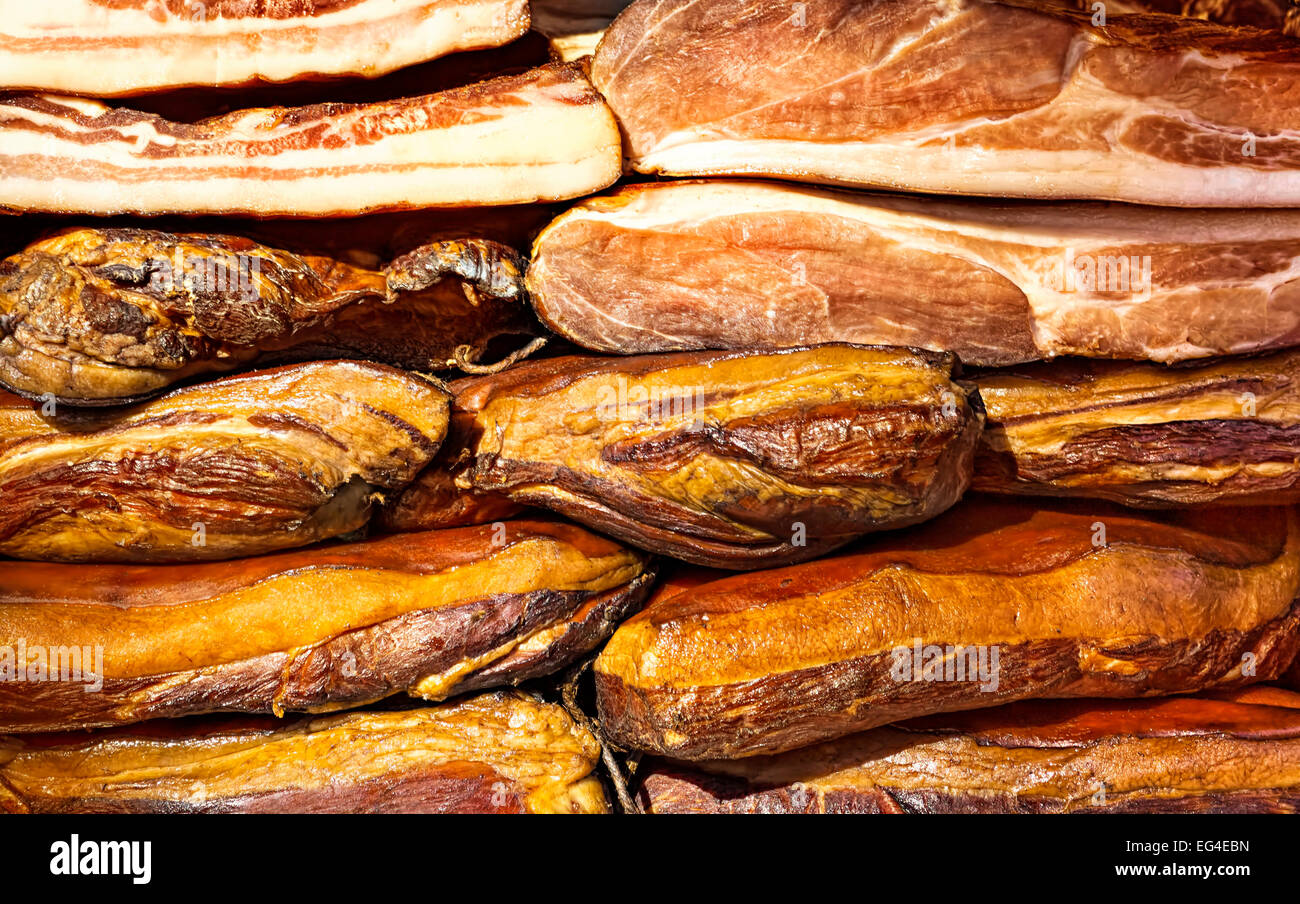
0,0,530,96
0,63,624,216
593,0,1300,206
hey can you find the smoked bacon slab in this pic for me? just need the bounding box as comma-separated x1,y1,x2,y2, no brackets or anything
0,520,652,731
592,0,1300,206
528,181,1300,367
595,497,1300,759
0,228,532,405
0,1,531,97
0,693,608,813
973,349,1300,506
0,361,448,563
637,690,1300,813
452,344,983,569
0,63,622,216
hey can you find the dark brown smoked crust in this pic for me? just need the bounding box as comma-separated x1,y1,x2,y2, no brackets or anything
455,344,982,569
0,521,653,731
20,761,526,815
636,691,1300,813
596,601,1300,759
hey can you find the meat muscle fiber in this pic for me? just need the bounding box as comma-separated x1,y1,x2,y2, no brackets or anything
528,180,1300,366
593,0,1300,206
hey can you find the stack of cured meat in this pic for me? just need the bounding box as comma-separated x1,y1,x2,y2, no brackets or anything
4,0,1300,814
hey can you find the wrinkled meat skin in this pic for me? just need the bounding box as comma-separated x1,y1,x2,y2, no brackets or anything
0,228,532,404
452,344,983,569
974,350,1300,506
0,361,449,562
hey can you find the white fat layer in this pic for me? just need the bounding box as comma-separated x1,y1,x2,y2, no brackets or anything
0,83,622,213
0,0,527,94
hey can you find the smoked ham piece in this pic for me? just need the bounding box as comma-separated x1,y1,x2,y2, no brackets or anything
0,361,448,562
637,690,1300,813
0,0,531,97
0,520,651,731
594,498,1300,759
528,181,1300,367
0,63,623,216
974,349,1300,506
0,228,533,405
451,344,983,569
0,693,608,814
592,0,1300,206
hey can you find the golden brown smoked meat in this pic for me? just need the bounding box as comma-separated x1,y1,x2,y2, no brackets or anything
637,690,1300,813
1058,0,1298,35
0,361,448,562
0,693,607,814
452,344,983,569
595,498,1300,759
974,350,1300,506
0,520,652,731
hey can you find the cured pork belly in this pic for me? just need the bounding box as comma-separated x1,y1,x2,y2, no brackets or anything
0,228,533,405
594,498,1300,759
0,63,623,216
0,520,652,731
528,180,1300,367
0,361,448,563
451,345,983,569
0,0,530,96
638,690,1300,813
974,349,1300,506
593,0,1300,206
0,693,609,813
